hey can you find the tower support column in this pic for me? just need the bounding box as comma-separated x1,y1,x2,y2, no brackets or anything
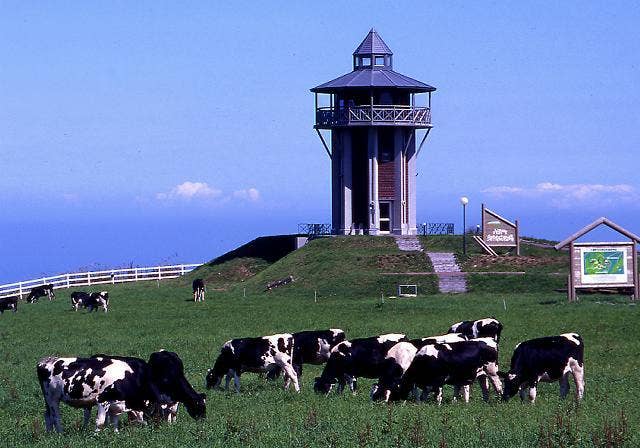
368,128,379,235
332,131,353,234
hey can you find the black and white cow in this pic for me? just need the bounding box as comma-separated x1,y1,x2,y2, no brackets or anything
501,333,585,403
192,279,205,302
27,284,56,303
206,333,300,393
397,338,502,404
313,333,407,395
37,351,205,432
269,329,346,379
70,291,109,312
0,296,18,313
447,318,503,342
370,342,418,402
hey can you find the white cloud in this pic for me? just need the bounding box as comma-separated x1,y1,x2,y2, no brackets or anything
232,188,260,202
482,182,638,209
156,181,223,201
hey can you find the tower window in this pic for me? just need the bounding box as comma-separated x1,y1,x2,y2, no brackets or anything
375,56,385,66
360,57,371,67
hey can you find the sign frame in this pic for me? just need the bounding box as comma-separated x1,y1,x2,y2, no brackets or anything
481,204,520,255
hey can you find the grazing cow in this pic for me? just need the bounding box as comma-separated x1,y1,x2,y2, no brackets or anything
26,284,56,303
206,333,300,393
313,333,407,395
37,351,205,433
192,279,205,302
397,338,502,404
269,329,346,379
147,350,207,420
71,291,109,312
0,296,19,313
501,333,585,403
447,318,503,342
370,342,418,402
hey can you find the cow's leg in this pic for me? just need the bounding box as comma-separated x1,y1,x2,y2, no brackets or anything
224,370,233,390
275,356,300,392
570,361,585,400
478,375,490,401
83,407,92,426
559,373,571,399
484,362,503,396
462,384,471,403
452,385,461,402
95,403,108,432
519,386,528,402
528,385,537,403
233,371,241,393
435,387,444,405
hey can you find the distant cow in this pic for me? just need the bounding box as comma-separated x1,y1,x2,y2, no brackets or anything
206,333,300,393
501,333,585,403
71,291,109,312
447,318,503,342
314,333,407,395
0,296,18,313
27,284,56,303
398,338,502,404
37,351,205,433
192,279,205,302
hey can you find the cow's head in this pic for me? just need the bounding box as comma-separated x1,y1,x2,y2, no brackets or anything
313,376,335,395
498,371,520,401
184,393,207,419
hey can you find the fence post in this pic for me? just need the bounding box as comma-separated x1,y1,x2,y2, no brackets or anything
135,268,138,281
181,265,185,276
19,282,23,300
158,267,161,280
66,274,70,288
87,272,91,286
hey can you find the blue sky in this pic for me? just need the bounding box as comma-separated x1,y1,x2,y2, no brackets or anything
1,2,639,281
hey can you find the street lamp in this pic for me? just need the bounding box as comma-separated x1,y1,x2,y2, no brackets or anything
460,196,469,255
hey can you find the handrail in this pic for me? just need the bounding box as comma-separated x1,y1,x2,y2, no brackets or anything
0,263,203,299
315,105,431,127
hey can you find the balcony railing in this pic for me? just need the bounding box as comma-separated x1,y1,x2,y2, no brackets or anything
315,105,432,128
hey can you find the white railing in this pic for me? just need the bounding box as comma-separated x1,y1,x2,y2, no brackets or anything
315,105,432,127
0,263,203,299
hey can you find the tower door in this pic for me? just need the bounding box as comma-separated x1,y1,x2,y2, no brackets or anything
379,201,392,234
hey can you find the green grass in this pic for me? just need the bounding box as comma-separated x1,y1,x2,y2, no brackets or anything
1,237,638,447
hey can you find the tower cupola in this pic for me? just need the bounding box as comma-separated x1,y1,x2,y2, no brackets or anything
352,28,393,70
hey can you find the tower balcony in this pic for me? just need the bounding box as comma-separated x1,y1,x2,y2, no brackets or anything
314,105,432,129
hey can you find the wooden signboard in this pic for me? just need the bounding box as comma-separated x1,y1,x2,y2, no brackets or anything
481,204,520,255
556,217,640,302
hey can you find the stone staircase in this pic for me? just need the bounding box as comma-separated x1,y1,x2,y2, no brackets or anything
393,235,423,252
426,252,468,294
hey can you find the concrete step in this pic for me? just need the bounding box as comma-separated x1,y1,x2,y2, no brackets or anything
393,236,424,252
426,252,468,293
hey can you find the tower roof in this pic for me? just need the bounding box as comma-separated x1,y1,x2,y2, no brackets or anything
311,29,436,94
353,28,392,55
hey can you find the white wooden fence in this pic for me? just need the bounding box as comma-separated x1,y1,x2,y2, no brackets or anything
0,263,203,299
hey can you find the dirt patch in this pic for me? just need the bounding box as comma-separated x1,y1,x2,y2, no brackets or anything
466,255,562,270
376,254,430,272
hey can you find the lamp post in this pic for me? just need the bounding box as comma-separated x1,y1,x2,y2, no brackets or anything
460,196,469,255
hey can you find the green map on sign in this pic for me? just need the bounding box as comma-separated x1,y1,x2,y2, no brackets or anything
583,251,625,275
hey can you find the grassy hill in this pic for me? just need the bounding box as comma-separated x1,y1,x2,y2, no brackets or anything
1,235,638,447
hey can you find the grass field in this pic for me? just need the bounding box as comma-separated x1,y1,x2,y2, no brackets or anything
1,237,638,447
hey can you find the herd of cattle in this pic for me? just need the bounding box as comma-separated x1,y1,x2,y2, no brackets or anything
34,317,585,433
0,284,110,313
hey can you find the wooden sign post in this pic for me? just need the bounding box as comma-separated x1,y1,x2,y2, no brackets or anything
555,217,640,302
477,204,520,255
